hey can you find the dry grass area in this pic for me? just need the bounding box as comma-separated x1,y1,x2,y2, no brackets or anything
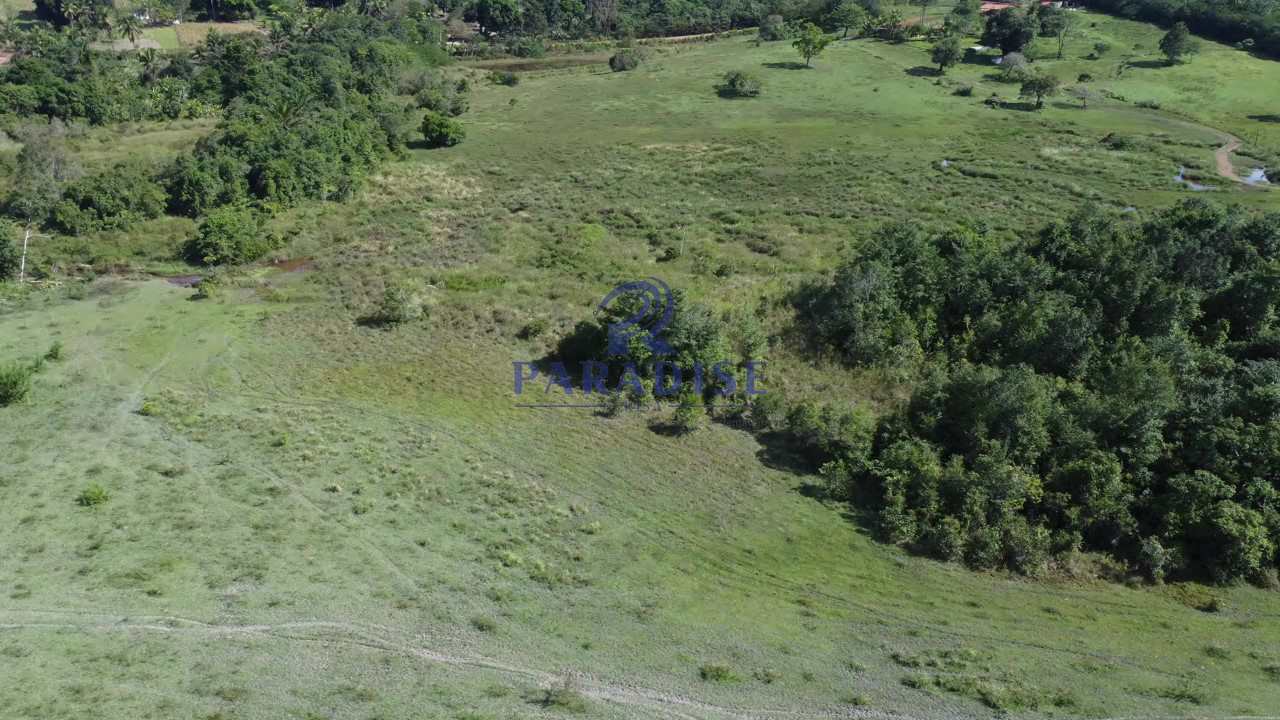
175,21,262,47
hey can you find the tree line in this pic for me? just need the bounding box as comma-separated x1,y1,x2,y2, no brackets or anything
1080,0,1280,59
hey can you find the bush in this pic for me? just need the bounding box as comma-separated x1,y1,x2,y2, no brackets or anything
373,281,427,325
489,71,519,86
184,206,274,266
420,111,465,148
609,49,643,72
44,342,63,361
953,84,974,97
50,163,167,235
413,75,469,117
76,483,110,507
671,397,704,434
759,14,788,41
506,37,545,58
998,52,1030,82
699,663,739,682
717,70,762,98
0,232,18,281
0,362,34,406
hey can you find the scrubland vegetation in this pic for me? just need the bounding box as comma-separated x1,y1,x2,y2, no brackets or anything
2,0,1280,717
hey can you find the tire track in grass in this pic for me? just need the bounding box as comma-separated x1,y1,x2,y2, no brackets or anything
0,610,871,720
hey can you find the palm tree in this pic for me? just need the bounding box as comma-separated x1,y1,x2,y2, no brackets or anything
138,47,161,82
118,12,143,48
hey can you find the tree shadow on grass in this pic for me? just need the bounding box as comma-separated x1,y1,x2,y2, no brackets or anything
753,430,817,476
906,65,941,77
1248,114,1280,123
762,61,810,70
996,100,1039,112
1128,59,1171,69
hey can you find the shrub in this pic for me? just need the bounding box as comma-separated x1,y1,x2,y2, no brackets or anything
953,84,974,97
717,70,762,98
420,111,465,148
184,206,273,266
671,397,704,434
50,163,167,235
530,684,588,712
489,71,519,86
1135,99,1162,109
76,483,110,507
998,52,1029,82
44,342,63,361
609,49,642,72
470,616,497,633
0,228,20,281
0,362,34,406
413,75,470,117
759,14,788,41
373,281,427,325
506,37,546,58
699,663,739,682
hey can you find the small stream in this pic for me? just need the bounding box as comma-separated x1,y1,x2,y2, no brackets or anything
1244,168,1271,186
1175,167,1215,191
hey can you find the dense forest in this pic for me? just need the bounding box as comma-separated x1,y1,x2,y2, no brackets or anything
782,201,1280,586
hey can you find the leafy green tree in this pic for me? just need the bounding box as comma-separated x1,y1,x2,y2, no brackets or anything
1159,21,1200,64
792,22,833,66
469,0,522,37
184,205,273,265
931,35,963,74
827,0,868,38
759,13,787,41
1038,5,1074,59
1019,71,1061,109
981,7,1037,55
945,0,981,36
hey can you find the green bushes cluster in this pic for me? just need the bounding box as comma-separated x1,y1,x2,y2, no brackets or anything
421,111,466,148
50,163,166,235
184,206,275,266
717,70,762,98
0,362,35,406
609,49,643,72
791,201,1280,583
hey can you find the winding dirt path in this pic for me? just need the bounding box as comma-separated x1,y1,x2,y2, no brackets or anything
1215,134,1243,182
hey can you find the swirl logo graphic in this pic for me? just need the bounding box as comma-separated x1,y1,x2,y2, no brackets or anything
599,277,675,357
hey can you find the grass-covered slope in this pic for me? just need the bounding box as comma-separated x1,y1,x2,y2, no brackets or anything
2,11,1280,720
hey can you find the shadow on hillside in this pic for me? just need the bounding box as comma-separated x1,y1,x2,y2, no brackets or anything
752,430,817,476
1128,59,1171,69
762,61,810,70
905,65,941,77
995,100,1039,112
1248,114,1280,123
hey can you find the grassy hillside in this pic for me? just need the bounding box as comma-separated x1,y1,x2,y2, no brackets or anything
2,10,1280,720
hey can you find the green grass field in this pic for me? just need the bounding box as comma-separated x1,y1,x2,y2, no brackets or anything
3,10,1280,719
